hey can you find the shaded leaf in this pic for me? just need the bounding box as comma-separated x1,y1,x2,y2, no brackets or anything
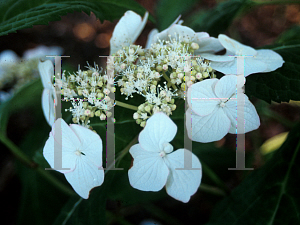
0,79,43,135
156,0,199,31
187,0,255,37
0,0,150,36
246,41,300,103
206,122,300,225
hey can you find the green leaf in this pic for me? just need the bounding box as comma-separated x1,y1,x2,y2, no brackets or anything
276,25,300,44
16,160,69,225
206,122,300,225
0,78,43,135
0,0,150,37
246,41,300,103
53,171,115,225
186,0,254,37
155,0,199,31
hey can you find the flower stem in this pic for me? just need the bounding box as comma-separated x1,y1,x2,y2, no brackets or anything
162,72,178,91
201,162,231,194
115,100,138,111
0,134,74,196
115,135,139,169
199,183,227,196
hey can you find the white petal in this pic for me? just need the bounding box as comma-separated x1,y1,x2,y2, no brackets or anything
42,88,55,126
255,49,284,72
214,75,237,99
145,28,159,49
218,34,257,56
195,32,209,39
186,108,231,143
43,119,81,173
195,36,224,54
38,60,54,89
69,124,103,167
128,144,169,191
64,157,104,199
139,113,177,152
243,57,268,76
152,15,183,42
110,11,148,54
0,50,19,63
23,45,63,60
200,53,234,62
187,79,219,116
224,96,260,134
164,149,202,203
167,25,196,42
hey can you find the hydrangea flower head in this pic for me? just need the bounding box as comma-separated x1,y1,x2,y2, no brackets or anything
43,118,104,199
186,75,260,142
128,112,202,203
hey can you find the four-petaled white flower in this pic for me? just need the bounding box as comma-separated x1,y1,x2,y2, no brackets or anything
147,24,224,54
186,75,260,143
43,118,104,199
201,34,284,76
128,112,202,203
38,60,56,126
110,10,149,55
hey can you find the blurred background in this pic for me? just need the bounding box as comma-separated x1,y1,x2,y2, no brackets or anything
1,0,300,224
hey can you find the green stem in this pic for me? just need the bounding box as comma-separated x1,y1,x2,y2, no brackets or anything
252,0,300,5
36,167,74,196
115,100,138,111
202,162,231,194
162,72,178,91
115,135,139,169
0,134,74,196
199,183,227,196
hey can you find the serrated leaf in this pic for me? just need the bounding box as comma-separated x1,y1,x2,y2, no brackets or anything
156,0,198,31
246,41,300,103
0,0,150,37
206,122,300,225
187,0,254,37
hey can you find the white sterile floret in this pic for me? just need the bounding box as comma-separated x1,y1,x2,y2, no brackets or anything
186,75,260,143
149,24,224,54
38,60,56,126
43,119,104,199
128,113,202,203
201,34,285,76
110,10,149,55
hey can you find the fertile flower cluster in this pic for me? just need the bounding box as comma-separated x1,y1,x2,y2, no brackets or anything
62,63,115,128
40,10,285,201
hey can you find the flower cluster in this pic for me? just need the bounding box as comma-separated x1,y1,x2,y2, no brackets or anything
62,63,115,127
40,10,284,201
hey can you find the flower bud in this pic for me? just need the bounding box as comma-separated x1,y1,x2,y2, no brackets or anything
100,113,106,120
140,121,146,127
191,42,199,50
133,112,139,119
